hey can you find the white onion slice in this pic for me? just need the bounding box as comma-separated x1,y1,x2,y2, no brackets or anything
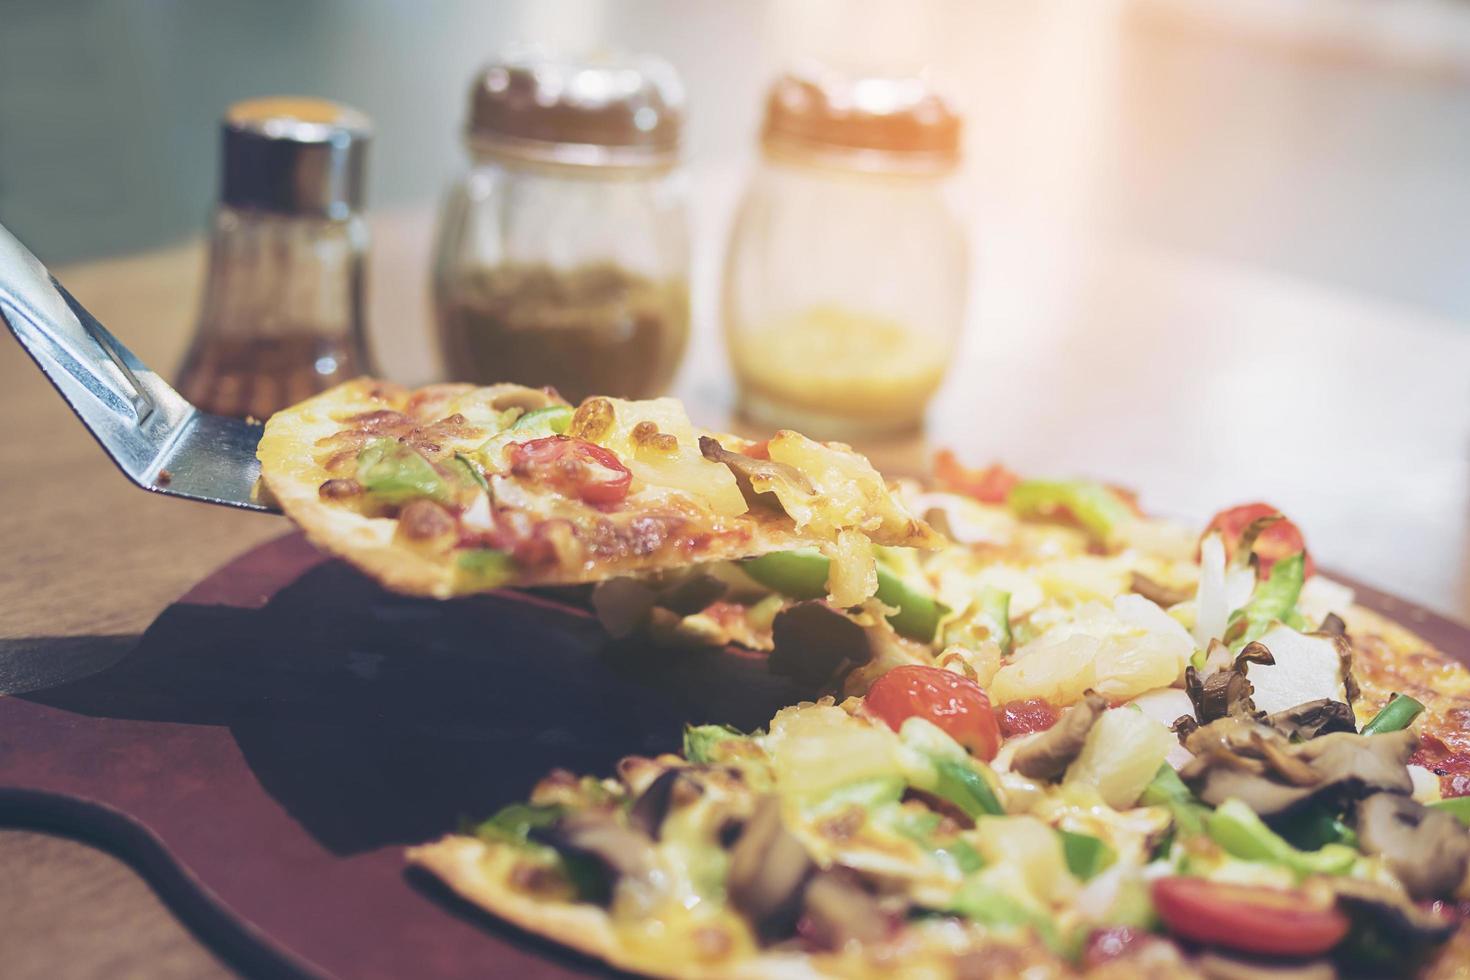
1192,533,1228,648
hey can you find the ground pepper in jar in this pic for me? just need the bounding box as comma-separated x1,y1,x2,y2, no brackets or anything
437,261,688,403
432,52,690,403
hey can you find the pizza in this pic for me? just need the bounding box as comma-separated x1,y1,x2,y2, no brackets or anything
408,452,1470,978
255,379,942,601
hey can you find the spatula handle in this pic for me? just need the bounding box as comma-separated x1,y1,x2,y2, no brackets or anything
0,221,158,425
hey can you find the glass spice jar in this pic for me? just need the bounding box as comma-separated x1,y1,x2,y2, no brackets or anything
175,97,376,420
723,68,967,440
432,51,690,404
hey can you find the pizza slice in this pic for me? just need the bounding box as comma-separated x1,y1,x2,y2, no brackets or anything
255,379,943,600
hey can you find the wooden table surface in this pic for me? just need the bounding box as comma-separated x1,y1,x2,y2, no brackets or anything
1,206,1467,978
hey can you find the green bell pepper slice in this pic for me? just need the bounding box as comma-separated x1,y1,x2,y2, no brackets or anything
356,437,452,505
1360,693,1426,735
741,548,947,642
1006,480,1134,546
511,404,573,437
683,723,746,764
1227,551,1305,650
890,809,985,874
1140,763,1209,838
1058,829,1115,881
473,802,563,846
453,452,490,492
456,548,516,588
930,758,1005,819
1206,798,1357,877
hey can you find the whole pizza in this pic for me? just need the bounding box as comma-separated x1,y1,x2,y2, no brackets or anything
260,382,1470,978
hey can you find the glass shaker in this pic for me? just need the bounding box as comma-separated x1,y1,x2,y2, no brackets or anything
723,68,967,439
432,51,690,404
175,97,375,420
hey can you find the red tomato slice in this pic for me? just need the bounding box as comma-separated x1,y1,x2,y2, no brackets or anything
933,451,1020,506
865,665,1001,760
1151,877,1348,957
1204,502,1315,579
507,436,633,506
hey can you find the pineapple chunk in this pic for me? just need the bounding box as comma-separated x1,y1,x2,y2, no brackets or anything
762,703,903,801
1064,708,1175,809
990,596,1193,707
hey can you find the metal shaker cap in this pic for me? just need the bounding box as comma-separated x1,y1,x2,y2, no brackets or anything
221,97,372,217
466,50,683,169
762,67,961,174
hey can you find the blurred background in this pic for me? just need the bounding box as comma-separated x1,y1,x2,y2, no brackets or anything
8,0,1470,315
1,0,1468,615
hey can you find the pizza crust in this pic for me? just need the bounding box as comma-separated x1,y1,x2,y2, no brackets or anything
407,836,825,980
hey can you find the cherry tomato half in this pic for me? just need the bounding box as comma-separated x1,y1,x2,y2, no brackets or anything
1204,502,1315,579
1151,877,1348,958
865,665,1001,760
933,451,1020,506
507,436,633,506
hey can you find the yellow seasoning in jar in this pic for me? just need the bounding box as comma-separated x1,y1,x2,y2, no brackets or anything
730,305,948,437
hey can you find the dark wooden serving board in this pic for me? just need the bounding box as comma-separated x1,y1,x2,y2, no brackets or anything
0,533,811,979
0,533,1466,979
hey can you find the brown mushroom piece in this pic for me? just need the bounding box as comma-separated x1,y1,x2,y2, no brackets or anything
1329,876,1458,946
768,601,872,688
1319,612,1347,637
1185,643,1275,725
1130,571,1192,608
1354,792,1470,901
628,767,704,839
727,795,815,940
1012,691,1108,781
1182,721,1415,816
699,436,812,511
1266,699,1357,741
591,571,729,640
532,810,658,883
799,868,891,950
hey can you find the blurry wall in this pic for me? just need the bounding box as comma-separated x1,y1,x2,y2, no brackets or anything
3,0,1470,320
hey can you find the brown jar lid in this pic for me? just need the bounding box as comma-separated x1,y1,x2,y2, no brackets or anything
221,97,372,217
467,49,683,169
761,67,961,173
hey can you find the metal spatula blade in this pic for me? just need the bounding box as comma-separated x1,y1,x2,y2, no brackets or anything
0,221,280,514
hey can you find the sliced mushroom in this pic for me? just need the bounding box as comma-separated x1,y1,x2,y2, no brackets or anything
1354,792,1470,901
591,572,729,640
1319,613,1347,637
1267,699,1357,741
727,795,815,939
1329,876,1458,946
769,601,871,688
1185,644,1275,725
1012,691,1108,781
628,767,705,839
699,436,812,511
532,810,657,883
1182,720,1415,816
799,868,891,950
1130,571,1191,608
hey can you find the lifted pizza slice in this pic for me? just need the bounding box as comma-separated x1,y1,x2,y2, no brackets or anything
256,379,942,599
